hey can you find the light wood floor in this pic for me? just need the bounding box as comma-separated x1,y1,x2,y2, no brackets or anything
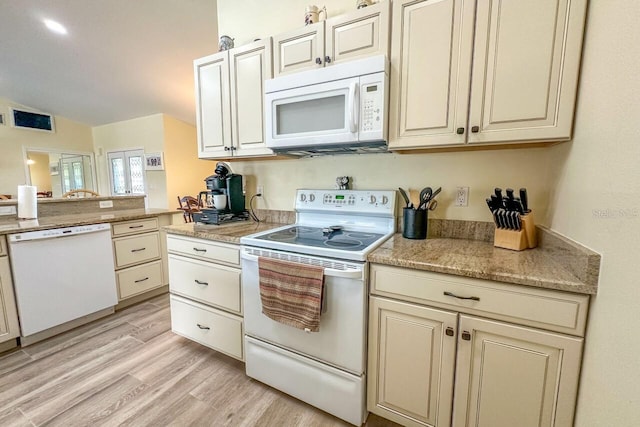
0,294,400,427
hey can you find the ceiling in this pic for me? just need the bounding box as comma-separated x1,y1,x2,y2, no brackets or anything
0,0,218,126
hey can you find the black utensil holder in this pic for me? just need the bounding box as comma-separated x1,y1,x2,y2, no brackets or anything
403,207,427,239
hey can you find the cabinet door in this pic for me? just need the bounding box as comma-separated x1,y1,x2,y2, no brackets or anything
368,296,457,427
325,1,390,66
452,315,583,427
229,38,274,158
388,0,475,149
194,51,232,158
273,21,325,77
0,257,20,344
467,0,587,144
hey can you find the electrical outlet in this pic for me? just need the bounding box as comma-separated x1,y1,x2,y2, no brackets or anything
257,185,264,197
455,186,469,207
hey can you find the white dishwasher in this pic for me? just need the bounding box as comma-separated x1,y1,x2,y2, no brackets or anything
9,223,118,344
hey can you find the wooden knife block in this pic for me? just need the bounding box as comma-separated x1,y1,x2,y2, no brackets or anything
494,212,537,251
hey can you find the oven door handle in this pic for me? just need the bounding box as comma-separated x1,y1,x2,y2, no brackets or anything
241,252,363,279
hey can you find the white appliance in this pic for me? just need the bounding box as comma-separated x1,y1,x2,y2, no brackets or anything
265,55,389,156
240,189,396,425
8,223,118,345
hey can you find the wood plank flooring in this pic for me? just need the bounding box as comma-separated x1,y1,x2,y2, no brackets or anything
0,294,400,427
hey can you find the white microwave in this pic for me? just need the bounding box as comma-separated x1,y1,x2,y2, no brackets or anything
264,55,388,156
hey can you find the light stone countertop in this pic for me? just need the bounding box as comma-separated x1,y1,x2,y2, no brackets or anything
164,221,290,244
0,208,175,234
368,234,597,295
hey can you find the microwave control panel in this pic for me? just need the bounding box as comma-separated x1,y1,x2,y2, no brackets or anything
360,72,387,140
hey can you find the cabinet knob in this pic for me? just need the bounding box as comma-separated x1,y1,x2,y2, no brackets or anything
471,126,480,133
456,127,465,135
461,331,471,341
230,146,236,151
315,57,322,65
325,56,332,64
445,327,455,337
224,146,230,151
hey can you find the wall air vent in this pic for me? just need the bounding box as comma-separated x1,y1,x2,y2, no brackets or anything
9,107,55,132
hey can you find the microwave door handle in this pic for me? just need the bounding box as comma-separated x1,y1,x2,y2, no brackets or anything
348,81,358,133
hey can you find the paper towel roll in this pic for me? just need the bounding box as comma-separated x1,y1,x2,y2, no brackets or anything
18,185,37,219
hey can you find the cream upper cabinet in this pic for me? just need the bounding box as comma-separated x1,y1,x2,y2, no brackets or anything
195,52,231,157
368,296,457,427
273,2,390,77
452,315,583,427
368,264,588,427
195,38,274,159
273,22,325,77
389,0,587,150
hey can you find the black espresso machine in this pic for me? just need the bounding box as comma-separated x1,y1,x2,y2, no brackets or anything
194,163,249,225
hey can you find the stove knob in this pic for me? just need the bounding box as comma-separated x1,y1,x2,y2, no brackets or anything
300,193,307,202
309,194,315,202
369,195,377,204
381,195,389,205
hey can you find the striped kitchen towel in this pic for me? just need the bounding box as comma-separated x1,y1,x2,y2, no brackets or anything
258,257,325,332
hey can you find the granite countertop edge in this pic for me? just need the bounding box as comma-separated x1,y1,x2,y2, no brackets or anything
163,221,290,244
0,209,175,234
368,234,597,296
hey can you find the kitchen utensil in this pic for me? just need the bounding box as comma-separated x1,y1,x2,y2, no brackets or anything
417,187,432,209
409,189,420,209
426,199,438,211
430,187,442,200
398,188,410,208
520,188,530,213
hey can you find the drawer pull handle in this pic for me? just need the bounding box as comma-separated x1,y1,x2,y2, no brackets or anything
134,277,149,283
131,247,146,253
445,327,455,337
194,279,209,286
197,324,210,330
193,247,207,253
461,331,471,341
444,291,480,302
129,225,145,229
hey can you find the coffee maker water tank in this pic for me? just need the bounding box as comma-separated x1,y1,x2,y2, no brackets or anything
226,174,245,214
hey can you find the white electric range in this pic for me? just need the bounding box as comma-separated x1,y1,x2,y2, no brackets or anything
240,189,396,426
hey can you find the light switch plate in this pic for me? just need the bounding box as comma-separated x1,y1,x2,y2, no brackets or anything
99,200,114,208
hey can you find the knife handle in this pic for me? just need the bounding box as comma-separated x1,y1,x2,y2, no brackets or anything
506,188,515,199
519,188,529,213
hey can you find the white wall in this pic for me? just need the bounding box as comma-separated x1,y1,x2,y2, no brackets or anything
92,114,167,209
0,98,94,196
546,2,640,425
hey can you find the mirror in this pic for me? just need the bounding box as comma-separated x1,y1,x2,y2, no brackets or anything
24,148,98,198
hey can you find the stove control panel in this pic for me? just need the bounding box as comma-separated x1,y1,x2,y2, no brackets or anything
296,189,396,214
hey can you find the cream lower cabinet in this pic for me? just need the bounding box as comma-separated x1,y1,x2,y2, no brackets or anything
195,38,273,159
388,0,587,150
112,217,169,305
0,236,19,347
167,234,243,360
367,264,588,427
272,1,390,76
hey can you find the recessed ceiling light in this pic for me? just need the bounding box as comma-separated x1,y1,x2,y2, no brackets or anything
43,19,68,35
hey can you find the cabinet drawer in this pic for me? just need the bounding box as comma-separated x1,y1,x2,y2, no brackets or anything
117,260,164,300
114,232,161,268
167,235,239,267
112,218,159,237
170,294,243,360
370,264,589,336
169,254,241,314
0,235,6,257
